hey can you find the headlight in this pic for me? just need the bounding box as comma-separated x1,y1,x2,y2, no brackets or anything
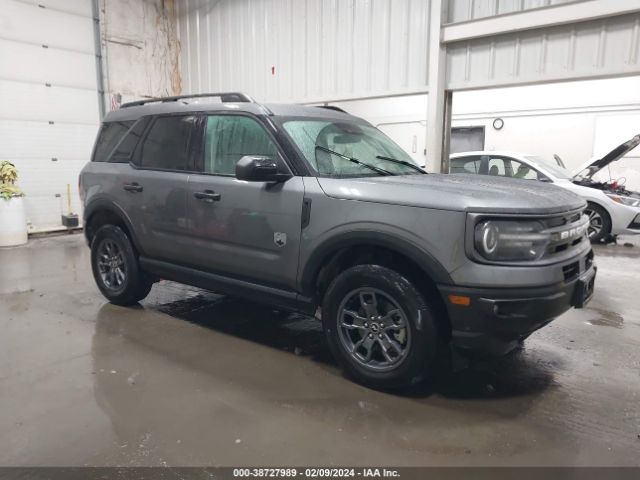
606,194,640,208
474,220,551,261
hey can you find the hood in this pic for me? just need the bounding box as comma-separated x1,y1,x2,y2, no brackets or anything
573,134,640,179
317,174,585,215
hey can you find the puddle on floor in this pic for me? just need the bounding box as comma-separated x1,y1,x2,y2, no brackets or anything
585,308,624,329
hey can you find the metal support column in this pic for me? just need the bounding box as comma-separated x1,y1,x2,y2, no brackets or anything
92,0,106,120
440,90,453,173
425,0,449,173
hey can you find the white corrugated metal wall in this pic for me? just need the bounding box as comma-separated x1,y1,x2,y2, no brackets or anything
446,11,640,90
176,0,640,100
176,0,430,103
0,0,100,232
447,0,577,23
175,0,640,173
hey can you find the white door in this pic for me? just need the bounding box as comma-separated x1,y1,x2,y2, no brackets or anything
0,0,100,232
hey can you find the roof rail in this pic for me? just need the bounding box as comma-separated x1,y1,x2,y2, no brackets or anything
317,105,348,114
120,92,254,109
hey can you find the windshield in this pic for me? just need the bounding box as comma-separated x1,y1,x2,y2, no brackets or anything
525,155,572,180
282,119,421,177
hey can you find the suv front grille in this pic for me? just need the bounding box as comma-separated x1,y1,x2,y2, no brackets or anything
541,211,590,261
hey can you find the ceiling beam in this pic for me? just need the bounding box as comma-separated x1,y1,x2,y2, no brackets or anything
442,0,640,44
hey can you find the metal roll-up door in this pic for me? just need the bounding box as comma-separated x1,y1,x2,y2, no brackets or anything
0,0,101,232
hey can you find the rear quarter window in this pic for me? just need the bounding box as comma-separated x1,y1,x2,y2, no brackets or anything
109,117,152,164
92,121,134,162
450,156,481,174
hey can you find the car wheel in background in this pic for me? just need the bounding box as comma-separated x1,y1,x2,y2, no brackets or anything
322,264,440,389
584,202,611,243
91,225,153,305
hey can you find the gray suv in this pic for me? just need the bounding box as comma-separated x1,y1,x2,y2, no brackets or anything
80,92,596,388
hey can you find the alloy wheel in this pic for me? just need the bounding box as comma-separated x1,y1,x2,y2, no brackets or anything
585,208,603,239
337,288,411,372
97,239,127,290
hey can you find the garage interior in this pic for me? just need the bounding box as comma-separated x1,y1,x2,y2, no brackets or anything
1,0,640,471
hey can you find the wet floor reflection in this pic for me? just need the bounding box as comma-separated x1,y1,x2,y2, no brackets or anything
584,307,625,329
86,291,578,465
3,233,638,465
139,286,558,401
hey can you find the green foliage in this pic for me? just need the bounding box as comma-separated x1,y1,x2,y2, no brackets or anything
0,161,24,200
0,184,24,200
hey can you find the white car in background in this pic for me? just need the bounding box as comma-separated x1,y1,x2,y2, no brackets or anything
449,134,640,243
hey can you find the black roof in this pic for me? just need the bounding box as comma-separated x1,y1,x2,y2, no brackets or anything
104,92,358,123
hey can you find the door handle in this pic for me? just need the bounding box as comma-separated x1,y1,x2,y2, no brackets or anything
194,190,221,202
123,182,143,192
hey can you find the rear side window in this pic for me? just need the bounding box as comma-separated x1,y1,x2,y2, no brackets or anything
139,116,196,171
110,117,152,163
450,156,482,174
92,121,134,162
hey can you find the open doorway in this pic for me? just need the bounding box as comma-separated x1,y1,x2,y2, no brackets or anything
450,126,485,154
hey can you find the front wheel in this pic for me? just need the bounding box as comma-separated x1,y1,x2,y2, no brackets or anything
585,202,611,243
91,225,153,305
322,265,441,389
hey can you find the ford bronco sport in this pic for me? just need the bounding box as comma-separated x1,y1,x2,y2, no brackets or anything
80,92,596,388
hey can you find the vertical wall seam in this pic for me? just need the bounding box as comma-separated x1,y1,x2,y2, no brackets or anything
207,7,212,91
628,18,639,65
185,0,192,93
384,0,392,90
195,7,201,92
403,0,411,87
91,0,105,119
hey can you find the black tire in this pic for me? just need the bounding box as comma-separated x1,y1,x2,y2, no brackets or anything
585,202,611,243
91,225,152,306
322,264,440,389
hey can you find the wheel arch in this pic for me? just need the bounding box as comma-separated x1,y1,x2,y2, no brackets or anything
300,232,453,339
584,199,613,234
84,200,142,253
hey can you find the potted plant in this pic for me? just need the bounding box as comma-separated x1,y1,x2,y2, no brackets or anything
0,161,28,247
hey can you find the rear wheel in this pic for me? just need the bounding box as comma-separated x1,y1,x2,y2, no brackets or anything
91,225,152,305
584,202,611,243
322,264,440,389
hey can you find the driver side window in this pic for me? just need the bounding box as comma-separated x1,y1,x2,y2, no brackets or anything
204,115,278,176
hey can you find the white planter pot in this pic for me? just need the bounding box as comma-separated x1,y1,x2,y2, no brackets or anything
0,196,28,247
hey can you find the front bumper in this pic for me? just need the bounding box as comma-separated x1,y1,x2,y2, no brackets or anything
438,262,596,357
610,204,640,235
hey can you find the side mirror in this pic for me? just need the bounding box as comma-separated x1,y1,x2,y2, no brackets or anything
235,156,291,182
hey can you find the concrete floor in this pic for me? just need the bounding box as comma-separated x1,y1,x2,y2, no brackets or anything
0,233,639,467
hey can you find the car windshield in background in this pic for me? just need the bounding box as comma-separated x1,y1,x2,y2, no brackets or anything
525,155,572,179
282,119,422,177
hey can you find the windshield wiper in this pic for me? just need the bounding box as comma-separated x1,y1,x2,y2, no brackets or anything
376,155,426,174
315,145,393,176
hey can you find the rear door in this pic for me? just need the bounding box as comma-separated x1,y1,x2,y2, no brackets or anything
185,113,305,290
93,117,151,248
124,114,197,263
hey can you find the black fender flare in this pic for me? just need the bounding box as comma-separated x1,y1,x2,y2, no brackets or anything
299,230,452,296
83,198,143,253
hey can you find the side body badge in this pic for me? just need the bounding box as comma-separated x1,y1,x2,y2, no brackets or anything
274,232,287,247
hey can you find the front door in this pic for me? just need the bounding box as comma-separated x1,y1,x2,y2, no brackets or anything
185,114,305,291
